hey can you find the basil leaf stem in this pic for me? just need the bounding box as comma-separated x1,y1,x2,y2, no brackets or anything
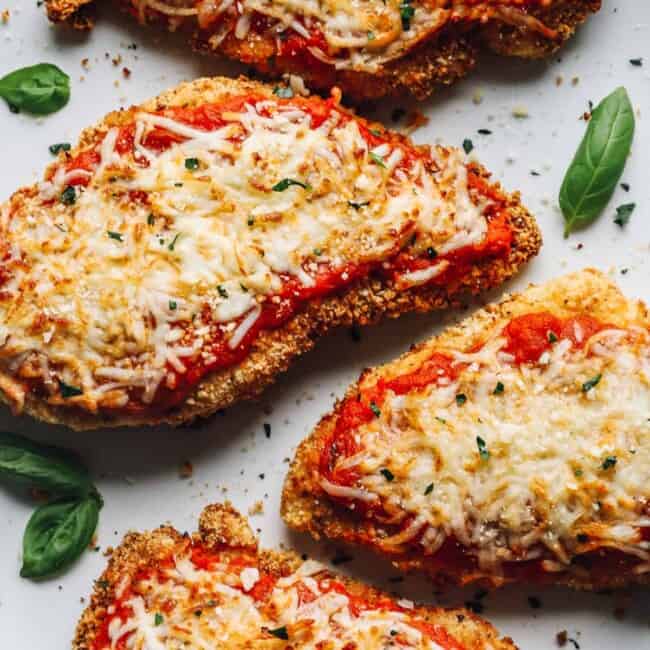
559,87,635,237
0,63,70,115
20,495,101,578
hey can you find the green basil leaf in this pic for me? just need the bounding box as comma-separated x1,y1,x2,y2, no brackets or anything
559,87,635,237
21,495,101,578
0,431,91,496
0,63,70,115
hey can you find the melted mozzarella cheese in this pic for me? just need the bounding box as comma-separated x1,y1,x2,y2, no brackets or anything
104,551,450,649
331,325,650,571
132,0,559,72
0,97,490,411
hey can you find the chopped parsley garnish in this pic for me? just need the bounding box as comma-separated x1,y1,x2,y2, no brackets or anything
369,152,386,168
348,200,370,210
217,285,228,299
272,85,294,98
582,374,602,392
49,142,71,155
547,331,558,343
621,182,630,192
168,233,181,251
380,468,394,482
399,0,414,30
462,139,474,155
272,178,311,192
477,128,492,135
240,283,249,292
476,436,490,461
370,401,381,417
313,247,322,256
629,58,643,67
574,467,583,478
147,213,155,225
60,185,76,205
424,483,434,495
435,416,446,424
154,613,164,626
455,393,467,406
58,379,83,398
184,157,199,170
267,626,289,640
169,300,177,311
193,610,202,617
247,216,255,226
369,128,382,137
493,381,505,395
614,202,635,227
367,31,375,40
601,455,617,470
107,230,123,241
426,247,437,259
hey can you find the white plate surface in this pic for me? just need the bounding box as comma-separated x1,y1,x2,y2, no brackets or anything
0,2,649,648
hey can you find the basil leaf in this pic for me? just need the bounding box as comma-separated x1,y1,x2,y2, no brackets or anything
0,63,70,115
0,431,91,496
559,87,635,237
21,495,101,578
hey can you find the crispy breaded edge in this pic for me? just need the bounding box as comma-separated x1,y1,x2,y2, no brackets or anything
73,502,517,649
43,1,601,101
281,268,650,591
2,75,540,430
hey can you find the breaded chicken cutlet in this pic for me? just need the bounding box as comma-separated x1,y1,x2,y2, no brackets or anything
283,269,650,590
73,502,517,649
45,0,601,101
0,76,540,430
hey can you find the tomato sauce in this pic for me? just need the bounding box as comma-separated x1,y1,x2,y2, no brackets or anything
502,312,610,364
43,94,512,415
92,542,465,650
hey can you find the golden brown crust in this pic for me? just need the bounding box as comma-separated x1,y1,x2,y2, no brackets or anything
281,268,650,591
2,75,541,430
73,502,517,650
44,1,600,101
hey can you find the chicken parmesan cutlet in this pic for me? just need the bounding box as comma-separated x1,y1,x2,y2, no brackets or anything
45,0,601,100
0,76,540,430
283,269,650,590
74,502,517,649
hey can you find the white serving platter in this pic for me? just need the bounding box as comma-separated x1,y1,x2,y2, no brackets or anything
0,2,649,647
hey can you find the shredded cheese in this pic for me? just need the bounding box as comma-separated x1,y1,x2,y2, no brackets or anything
103,547,452,649
130,0,560,73
0,97,493,413
328,324,650,574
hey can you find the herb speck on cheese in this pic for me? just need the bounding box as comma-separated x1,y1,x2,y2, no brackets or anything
476,436,489,461
582,374,602,393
